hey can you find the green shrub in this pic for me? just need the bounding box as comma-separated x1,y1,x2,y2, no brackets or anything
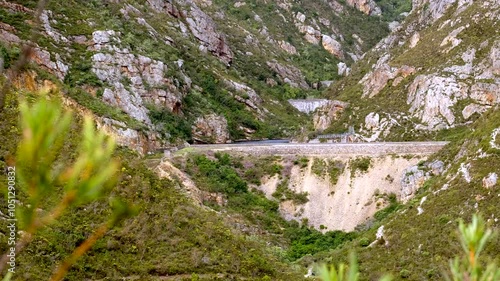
312,159,327,176
328,161,345,185
373,196,400,221
349,157,372,175
272,179,309,204
149,105,192,142
285,229,357,261
64,61,103,87
0,44,20,70
359,237,370,247
295,157,310,168
399,269,410,278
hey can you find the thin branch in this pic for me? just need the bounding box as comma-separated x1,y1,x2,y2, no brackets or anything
0,189,74,273
0,0,50,112
50,223,109,281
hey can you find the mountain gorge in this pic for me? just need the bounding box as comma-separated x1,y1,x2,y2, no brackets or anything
1,0,400,151
0,0,499,280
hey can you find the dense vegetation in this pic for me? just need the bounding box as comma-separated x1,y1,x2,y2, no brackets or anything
177,153,357,262
0,90,305,280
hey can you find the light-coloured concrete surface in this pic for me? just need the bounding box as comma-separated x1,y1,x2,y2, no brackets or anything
190,142,449,156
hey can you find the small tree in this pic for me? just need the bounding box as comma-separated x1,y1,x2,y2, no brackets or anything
1,94,135,280
446,215,500,281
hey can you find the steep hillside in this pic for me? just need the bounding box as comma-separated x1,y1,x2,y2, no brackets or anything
318,0,499,142
1,0,499,280
301,1,500,278
0,87,308,280
0,0,409,152
313,106,500,280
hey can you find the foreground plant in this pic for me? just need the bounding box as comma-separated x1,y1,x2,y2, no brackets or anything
0,94,135,280
447,215,500,281
317,253,361,281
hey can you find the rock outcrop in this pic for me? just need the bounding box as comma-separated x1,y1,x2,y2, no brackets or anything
148,0,233,65
322,35,344,59
224,79,263,109
407,74,468,130
482,173,498,189
360,55,416,98
400,160,444,202
90,30,184,125
267,61,309,89
184,4,233,65
278,40,297,55
338,62,350,76
346,0,381,15
313,100,349,131
62,98,164,155
192,114,230,143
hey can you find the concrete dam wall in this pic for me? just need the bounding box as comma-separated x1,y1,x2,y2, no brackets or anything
191,142,449,156
188,142,448,232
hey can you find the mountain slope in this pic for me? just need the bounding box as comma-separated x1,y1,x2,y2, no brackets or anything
315,106,499,280
319,0,499,142
1,0,403,152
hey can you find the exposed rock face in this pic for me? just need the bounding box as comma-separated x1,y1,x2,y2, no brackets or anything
149,0,233,65
407,74,468,130
62,98,164,155
491,128,500,150
192,114,230,143
322,35,344,59
154,159,204,205
258,155,432,231
400,160,444,202
101,85,151,124
97,118,163,154
313,100,349,131
0,23,21,44
346,0,381,15
364,112,380,130
360,55,416,97
297,25,322,45
469,83,500,105
369,225,388,247
0,21,69,80
359,112,402,142
40,10,69,43
338,62,350,76
413,0,458,24
30,48,69,80
288,99,330,114
224,79,265,116
409,32,420,48
440,26,466,52
293,12,323,45
462,104,488,120
482,173,498,189
90,30,184,125
267,60,309,89
184,4,233,65
278,40,297,55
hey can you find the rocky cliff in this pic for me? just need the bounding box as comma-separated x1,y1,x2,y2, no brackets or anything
323,0,500,141
0,0,406,151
